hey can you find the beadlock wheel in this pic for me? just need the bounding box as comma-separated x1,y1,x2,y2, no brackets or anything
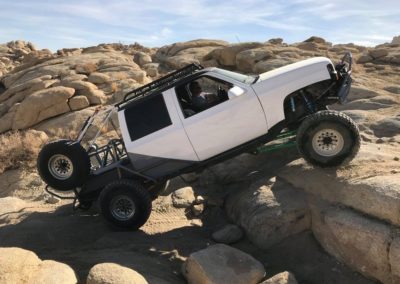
110,195,136,221
99,179,152,230
296,110,360,167
311,129,344,157
48,154,74,180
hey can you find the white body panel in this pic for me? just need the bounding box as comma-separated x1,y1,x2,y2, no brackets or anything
119,92,199,161
252,57,332,127
173,72,268,161
117,56,334,171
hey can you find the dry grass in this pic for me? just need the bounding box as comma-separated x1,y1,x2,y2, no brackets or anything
110,82,119,93
76,62,98,75
0,130,47,174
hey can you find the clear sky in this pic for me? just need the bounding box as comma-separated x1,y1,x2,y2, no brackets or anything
0,0,399,51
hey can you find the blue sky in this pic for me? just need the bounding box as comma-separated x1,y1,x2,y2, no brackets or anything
0,0,399,51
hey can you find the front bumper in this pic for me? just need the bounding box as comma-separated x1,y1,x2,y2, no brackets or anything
336,52,353,104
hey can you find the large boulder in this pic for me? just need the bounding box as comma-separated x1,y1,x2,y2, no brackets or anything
208,42,264,67
236,47,274,72
68,95,90,111
278,162,400,227
182,244,265,284
369,48,389,59
370,118,400,137
253,57,297,73
212,224,244,244
134,52,152,66
310,199,398,283
87,263,148,284
35,107,95,137
156,39,228,58
0,247,77,284
0,247,42,283
0,196,27,215
392,36,400,45
357,54,373,64
61,80,106,105
225,177,310,248
31,260,78,284
12,86,75,129
88,72,111,84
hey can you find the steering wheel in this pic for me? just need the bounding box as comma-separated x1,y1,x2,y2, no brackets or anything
217,85,229,102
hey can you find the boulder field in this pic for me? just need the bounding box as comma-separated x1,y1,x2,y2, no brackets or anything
0,36,399,283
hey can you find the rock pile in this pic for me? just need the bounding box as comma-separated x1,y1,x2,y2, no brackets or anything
0,247,77,284
0,42,157,134
1,36,400,137
0,40,38,77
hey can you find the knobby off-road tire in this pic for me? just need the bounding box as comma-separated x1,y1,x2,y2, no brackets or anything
296,110,360,167
37,140,91,191
99,179,152,230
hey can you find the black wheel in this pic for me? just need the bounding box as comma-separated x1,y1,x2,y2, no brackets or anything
99,179,152,230
296,110,360,167
37,140,91,191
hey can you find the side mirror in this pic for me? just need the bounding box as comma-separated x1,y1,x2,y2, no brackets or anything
227,86,245,99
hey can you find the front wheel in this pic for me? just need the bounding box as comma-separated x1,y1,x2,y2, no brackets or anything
99,179,152,230
296,110,360,167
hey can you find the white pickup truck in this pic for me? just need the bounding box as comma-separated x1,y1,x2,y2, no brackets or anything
37,53,359,229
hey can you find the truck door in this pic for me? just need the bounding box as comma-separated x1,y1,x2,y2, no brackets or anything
173,73,268,161
118,91,199,178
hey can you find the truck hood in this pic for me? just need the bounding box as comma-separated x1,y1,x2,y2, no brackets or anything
254,57,333,83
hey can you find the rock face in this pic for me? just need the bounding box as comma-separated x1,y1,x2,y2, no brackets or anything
12,86,75,129
182,244,266,284
310,200,398,284
225,177,310,248
0,247,77,284
0,45,153,133
87,263,148,284
0,197,27,217
279,164,400,227
392,36,400,44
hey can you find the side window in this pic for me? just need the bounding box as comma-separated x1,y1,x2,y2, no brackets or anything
125,94,172,141
175,76,233,118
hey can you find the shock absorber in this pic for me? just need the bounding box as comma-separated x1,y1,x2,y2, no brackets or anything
290,97,296,112
301,91,315,113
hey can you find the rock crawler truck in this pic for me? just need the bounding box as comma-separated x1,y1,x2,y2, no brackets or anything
37,53,359,230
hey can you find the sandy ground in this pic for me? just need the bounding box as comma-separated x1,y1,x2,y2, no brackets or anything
0,171,377,284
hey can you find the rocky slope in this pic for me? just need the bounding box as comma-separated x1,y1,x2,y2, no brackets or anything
0,36,399,283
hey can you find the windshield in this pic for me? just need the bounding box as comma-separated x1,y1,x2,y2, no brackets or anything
213,68,256,84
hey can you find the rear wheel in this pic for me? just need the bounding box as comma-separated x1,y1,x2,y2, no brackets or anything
99,179,152,230
296,110,360,167
37,140,90,191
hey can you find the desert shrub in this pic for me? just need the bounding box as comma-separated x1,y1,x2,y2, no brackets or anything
75,62,98,75
110,82,119,93
0,130,48,174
